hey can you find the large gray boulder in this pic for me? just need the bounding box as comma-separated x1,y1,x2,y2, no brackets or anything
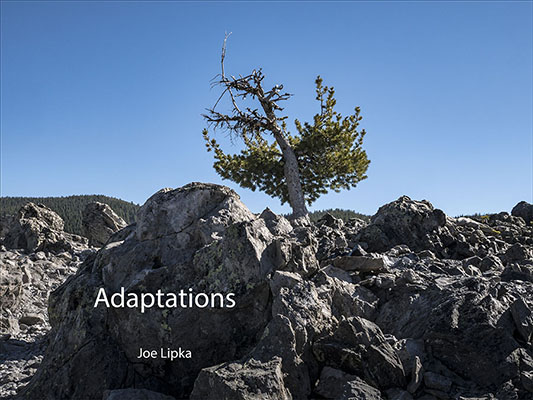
82,202,127,247
21,183,311,400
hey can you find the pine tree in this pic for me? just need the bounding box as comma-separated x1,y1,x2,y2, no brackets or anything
203,36,370,219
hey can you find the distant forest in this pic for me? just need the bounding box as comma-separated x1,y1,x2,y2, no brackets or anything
0,195,139,235
308,208,371,223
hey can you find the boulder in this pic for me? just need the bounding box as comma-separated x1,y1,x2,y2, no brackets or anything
313,317,406,389
313,367,382,400
331,254,392,273
81,202,127,247
20,183,302,400
510,298,533,343
135,183,255,242
3,203,87,253
356,196,446,253
260,208,293,236
503,243,533,263
190,357,291,400
249,314,311,399
512,201,533,225
314,213,367,261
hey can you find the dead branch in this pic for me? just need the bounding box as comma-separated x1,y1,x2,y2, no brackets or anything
206,35,293,138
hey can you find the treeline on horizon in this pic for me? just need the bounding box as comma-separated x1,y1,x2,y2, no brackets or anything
0,195,139,235
307,208,371,223
1,195,371,236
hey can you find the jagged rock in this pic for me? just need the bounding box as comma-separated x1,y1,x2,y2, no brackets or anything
479,255,504,272
0,247,88,337
351,244,368,256
315,213,367,261
356,196,446,253
316,213,345,230
331,254,392,273
462,255,482,268
260,208,293,236
510,298,533,343
3,203,88,253
503,243,533,263
512,201,533,225
190,357,291,400
502,263,533,283
273,228,319,277
313,367,382,400
81,202,127,247
374,263,528,393
313,317,406,389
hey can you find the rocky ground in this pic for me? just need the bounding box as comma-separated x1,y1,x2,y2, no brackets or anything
0,201,125,398
1,184,532,399
0,249,86,398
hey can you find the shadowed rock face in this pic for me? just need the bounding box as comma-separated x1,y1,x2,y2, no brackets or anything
513,201,533,225
0,215,16,240
82,202,127,247
10,187,533,400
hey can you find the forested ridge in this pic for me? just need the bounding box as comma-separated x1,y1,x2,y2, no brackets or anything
0,195,139,235
308,208,370,223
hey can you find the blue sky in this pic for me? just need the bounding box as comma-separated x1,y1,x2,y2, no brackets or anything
1,1,532,217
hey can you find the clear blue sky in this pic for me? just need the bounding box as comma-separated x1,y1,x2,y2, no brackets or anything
1,1,532,217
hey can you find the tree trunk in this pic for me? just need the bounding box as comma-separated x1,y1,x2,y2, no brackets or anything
271,130,308,219
257,94,308,219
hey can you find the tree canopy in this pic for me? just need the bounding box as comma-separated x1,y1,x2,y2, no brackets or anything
203,38,370,217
